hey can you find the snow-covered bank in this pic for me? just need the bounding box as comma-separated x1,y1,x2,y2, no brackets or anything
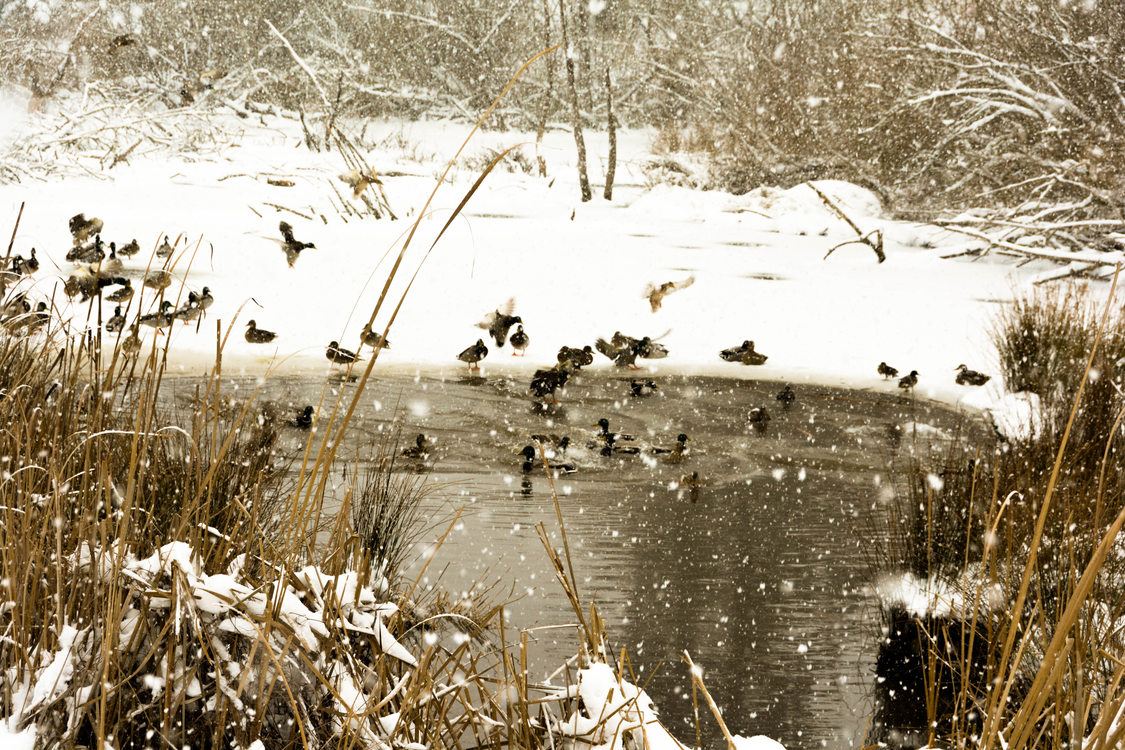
0,108,1088,435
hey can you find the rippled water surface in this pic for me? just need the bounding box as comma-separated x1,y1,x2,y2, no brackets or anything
174,370,976,749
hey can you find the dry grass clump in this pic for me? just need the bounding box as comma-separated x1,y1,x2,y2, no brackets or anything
871,283,1125,749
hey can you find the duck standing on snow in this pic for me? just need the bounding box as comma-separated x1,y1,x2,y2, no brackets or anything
106,279,133,303
105,305,126,333
139,300,175,332
898,370,919,391
643,275,695,312
558,345,594,370
476,298,522,348
509,325,529,356
121,325,142,356
245,320,277,344
279,221,315,268
955,364,991,386
118,238,140,258
878,361,899,379
457,338,488,372
11,249,38,276
360,323,391,350
748,406,771,434
720,340,752,362
156,235,175,259
97,243,124,277
144,269,172,291
326,340,361,366
198,287,214,313
776,384,796,410
69,213,104,246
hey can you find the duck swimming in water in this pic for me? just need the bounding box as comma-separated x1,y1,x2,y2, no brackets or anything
290,406,315,430
651,433,690,461
630,379,659,397
402,433,433,459
748,406,771,434
519,445,577,474
776,384,796,410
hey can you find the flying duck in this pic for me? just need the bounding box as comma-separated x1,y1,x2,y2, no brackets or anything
955,364,991,386
69,213,104,246
457,338,488,372
477,298,521,348
245,320,277,344
279,221,315,268
509,324,529,356
643,275,695,312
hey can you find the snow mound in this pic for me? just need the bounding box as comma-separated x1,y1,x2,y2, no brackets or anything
875,570,1005,619
733,735,787,750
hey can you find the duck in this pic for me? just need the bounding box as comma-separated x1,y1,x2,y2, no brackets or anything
143,269,172,291
898,370,919,391
118,238,140,258
173,292,202,326
748,406,771,433
740,342,768,366
25,302,49,333
245,319,277,344
279,221,315,267
155,235,175,259
720,340,753,362
10,248,38,276
643,275,695,312
598,433,641,457
97,243,124,276
530,363,570,404
557,345,594,370
289,406,315,430
69,213,104,246
121,325,142,356
595,418,635,443
326,340,360,365
509,325,529,356
651,433,690,461
776,384,796,410
360,323,391,350
955,364,991,386
477,298,521,348
531,434,571,456
630,379,659,397
197,287,213,312
139,300,175,331
402,433,432,459
105,305,126,333
595,335,640,369
878,361,899,380
73,235,106,264
457,338,488,372
106,279,134,303
520,445,577,474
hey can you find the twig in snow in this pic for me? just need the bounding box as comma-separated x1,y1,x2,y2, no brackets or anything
810,182,886,263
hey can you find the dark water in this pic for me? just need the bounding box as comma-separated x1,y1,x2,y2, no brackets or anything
173,371,976,750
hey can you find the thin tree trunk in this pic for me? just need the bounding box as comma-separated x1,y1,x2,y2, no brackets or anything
603,66,617,201
558,0,592,202
535,0,555,178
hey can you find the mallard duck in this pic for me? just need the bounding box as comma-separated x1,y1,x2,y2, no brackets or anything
402,433,432,459
776,384,796,410
740,342,768,366
955,364,991,386
327,340,360,365
457,338,488,371
476,298,521,348
651,433,690,460
878,361,899,379
595,418,635,443
139,300,175,331
144,269,172,291
121,325,142,356
245,320,277,344
720,340,752,362
519,445,577,474
509,325,529,356
198,287,213,311
595,336,639,369
598,433,640,457
69,213,104,246
118,238,140,258
898,370,919,390
748,406,771,433
531,434,571,456
290,406,315,430
63,271,98,302
360,324,390,350
11,248,38,276
73,235,106,264
155,235,175,259
643,275,695,312
630,379,659,397
98,243,124,276
26,302,49,333
279,221,315,268
530,363,570,403
106,279,133,303
557,345,594,370
173,292,202,326
105,305,126,333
